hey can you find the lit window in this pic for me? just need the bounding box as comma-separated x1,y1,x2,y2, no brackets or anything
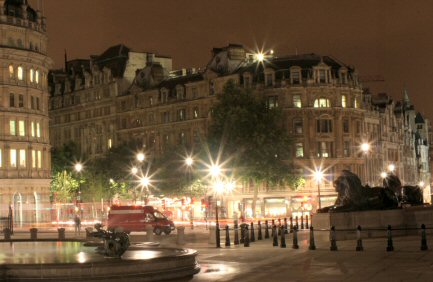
18,120,25,136
32,150,36,168
291,70,301,84
9,120,16,136
354,98,358,108
37,150,42,168
293,95,302,108
30,68,34,82
342,95,347,108
343,141,350,157
317,141,332,158
293,118,303,134
19,149,26,167
108,138,112,149
31,122,35,137
10,149,16,167
193,107,199,119
35,70,39,84
314,98,331,108
36,122,40,138
295,143,304,158
17,66,23,80
9,65,14,78
267,96,278,108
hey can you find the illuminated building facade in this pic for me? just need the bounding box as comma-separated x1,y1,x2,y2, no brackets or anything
0,0,53,224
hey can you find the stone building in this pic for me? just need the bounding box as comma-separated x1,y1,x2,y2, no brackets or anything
0,0,53,224
49,43,430,219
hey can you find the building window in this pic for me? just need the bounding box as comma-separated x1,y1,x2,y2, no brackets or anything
178,109,186,121
9,65,14,78
18,94,24,108
10,149,16,167
293,95,302,108
356,121,361,134
267,96,278,108
193,107,199,119
343,119,349,133
316,119,332,133
37,150,42,168
9,93,15,107
266,73,273,87
108,138,112,149
36,97,40,110
318,69,326,83
149,97,154,106
30,68,34,82
36,122,40,138
162,112,170,123
293,118,303,134
179,132,185,145
341,95,347,108
19,149,26,167
32,150,36,168
9,120,16,135
192,87,198,98
343,141,350,157
176,85,185,100
291,70,301,84
314,98,331,108
17,66,23,80
317,141,333,158
295,143,304,158
18,120,25,136
35,70,39,84
354,98,358,108
148,113,155,123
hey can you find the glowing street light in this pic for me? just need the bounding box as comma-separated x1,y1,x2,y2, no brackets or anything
210,164,221,178
361,143,370,153
185,157,193,167
380,171,387,179
131,166,138,175
140,176,150,188
419,181,425,188
74,163,83,173
388,164,395,173
136,153,145,162
255,52,265,62
314,168,324,210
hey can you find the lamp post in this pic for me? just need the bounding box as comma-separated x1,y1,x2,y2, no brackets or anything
74,163,83,218
314,168,324,210
361,143,370,185
185,157,194,227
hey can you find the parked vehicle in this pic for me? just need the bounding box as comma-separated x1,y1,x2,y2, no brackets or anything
107,205,175,235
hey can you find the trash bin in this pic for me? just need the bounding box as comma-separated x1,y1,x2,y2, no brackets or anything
58,228,65,240
30,228,38,240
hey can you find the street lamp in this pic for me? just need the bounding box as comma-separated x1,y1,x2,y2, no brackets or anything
380,171,387,179
185,157,194,226
314,168,324,210
139,175,151,204
131,166,138,175
136,152,145,162
388,164,395,173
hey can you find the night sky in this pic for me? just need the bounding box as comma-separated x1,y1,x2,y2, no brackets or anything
35,0,433,121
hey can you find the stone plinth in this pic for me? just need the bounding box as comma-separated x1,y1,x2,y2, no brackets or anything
312,205,433,240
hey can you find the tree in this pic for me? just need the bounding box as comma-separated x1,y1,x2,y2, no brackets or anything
208,80,300,216
51,170,80,203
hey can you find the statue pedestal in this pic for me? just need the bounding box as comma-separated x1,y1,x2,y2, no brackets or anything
312,205,433,240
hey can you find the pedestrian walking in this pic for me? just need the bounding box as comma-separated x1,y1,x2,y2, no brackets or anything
74,214,81,235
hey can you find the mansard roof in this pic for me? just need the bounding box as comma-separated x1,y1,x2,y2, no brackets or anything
92,44,130,78
159,73,203,90
415,112,425,124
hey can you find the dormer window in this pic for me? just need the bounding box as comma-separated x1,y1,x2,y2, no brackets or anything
176,85,185,100
319,69,326,83
341,95,347,108
265,70,274,87
340,70,348,84
314,98,331,108
160,88,168,103
290,68,301,84
293,95,302,108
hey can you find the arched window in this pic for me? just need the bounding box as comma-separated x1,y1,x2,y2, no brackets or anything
35,70,39,84
314,98,331,108
17,66,23,80
9,65,14,78
354,98,358,108
30,68,34,82
341,95,347,108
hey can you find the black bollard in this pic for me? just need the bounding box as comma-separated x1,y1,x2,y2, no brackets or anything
308,226,316,250
292,225,299,249
216,223,221,248
272,225,279,247
295,216,299,230
277,218,282,236
280,226,286,248
330,226,338,251
234,222,240,245
356,225,364,251
240,224,245,244
250,222,255,242
289,217,293,233
244,225,250,247
386,225,394,252
258,221,263,240
264,220,270,239
271,220,275,238
305,215,309,229
421,224,428,251
284,218,288,234
225,225,231,247
301,216,304,229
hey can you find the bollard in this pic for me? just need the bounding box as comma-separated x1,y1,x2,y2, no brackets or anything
421,224,428,251
3,228,11,240
257,221,263,240
289,217,293,233
277,218,282,236
271,220,275,238
264,220,270,239
330,226,338,251
308,226,316,250
295,216,299,230
301,216,304,229
356,225,363,251
177,226,185,245
244,225,250,247
225,225,231,247
292,226,299,249
234,222,240,245
240,223,246,243
145,225,154,241
280,226,286,248
58,228,66,241
216,223,221,248
250,222,255,242
305,215,309,229
30,228,38,240
284,218,288,234
272,225,279,247
386,225,394,252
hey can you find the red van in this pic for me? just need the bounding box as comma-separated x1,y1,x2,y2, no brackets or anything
108,205,175,235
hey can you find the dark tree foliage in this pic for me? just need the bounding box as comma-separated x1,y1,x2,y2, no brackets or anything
208,80,298,187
